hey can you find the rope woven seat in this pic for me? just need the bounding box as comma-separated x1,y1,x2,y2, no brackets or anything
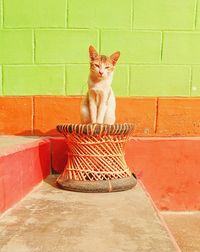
56,123,137,192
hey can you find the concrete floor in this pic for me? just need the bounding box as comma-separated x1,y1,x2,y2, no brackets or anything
0,176,178,252
162,212,200,252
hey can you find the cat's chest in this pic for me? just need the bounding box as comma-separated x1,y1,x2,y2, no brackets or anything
89,79,111,92
90,84,110,98
89,84,110,105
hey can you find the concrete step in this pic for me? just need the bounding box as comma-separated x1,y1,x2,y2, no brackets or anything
162,211,200,252
0,176,180,252
0,136,51,213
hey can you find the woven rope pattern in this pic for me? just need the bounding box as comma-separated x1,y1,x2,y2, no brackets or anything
57,123,134,182
57,123,134,136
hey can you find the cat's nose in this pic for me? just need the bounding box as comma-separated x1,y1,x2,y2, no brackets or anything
99,71,103,76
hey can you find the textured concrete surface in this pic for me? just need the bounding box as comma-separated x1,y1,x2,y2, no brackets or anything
162,211,200,252
0,176,178,252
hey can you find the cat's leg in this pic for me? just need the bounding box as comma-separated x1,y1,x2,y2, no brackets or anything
97,103,107,124
104,108,115,124
89,91,97,123
80,104,90,123
104,90,116,125
89,99,97,123
80,96,91,123
96,91,107,124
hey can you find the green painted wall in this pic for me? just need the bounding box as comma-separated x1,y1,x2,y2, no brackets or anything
0,0,200,96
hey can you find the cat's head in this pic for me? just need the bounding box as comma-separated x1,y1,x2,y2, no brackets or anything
89,45,120,79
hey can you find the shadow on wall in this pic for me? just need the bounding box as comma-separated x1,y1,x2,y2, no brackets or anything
37,140,51,179
21,131,52,179
15,129,62,137
50,137,68,174
17,130,68,175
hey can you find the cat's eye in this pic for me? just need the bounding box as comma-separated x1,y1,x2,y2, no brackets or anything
105,66,110,69
94,64,99,68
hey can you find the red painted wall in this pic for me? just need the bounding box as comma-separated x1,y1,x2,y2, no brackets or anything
0,140,51,213
51,137,200,211
126,138,200,210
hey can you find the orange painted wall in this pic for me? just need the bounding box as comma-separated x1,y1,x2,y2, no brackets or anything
1,96,200,136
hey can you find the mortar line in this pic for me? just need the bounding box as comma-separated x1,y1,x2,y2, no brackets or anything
131,0,134,31
160,31,164,63
32,30,36,64
194,0,199,29
2,27,200,32
154,98,159,134
1,62,197,67
0,26,89,30
2,63,68,67
66,0,69,28
1,0,4,28
98,29,101,53
32,96,35,135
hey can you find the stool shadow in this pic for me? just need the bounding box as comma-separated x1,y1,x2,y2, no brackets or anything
44,175,59,189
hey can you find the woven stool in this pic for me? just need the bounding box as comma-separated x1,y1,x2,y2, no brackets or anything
56,123,137,192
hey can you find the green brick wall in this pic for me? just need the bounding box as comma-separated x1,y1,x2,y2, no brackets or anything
0,0,200,96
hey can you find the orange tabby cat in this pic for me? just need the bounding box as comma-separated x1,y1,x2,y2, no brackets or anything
81,45,120,124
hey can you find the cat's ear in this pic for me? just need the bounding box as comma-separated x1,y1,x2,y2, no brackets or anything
89,45,98,60
110,51,120,66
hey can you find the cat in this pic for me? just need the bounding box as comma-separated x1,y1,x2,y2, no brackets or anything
80,45,120,125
